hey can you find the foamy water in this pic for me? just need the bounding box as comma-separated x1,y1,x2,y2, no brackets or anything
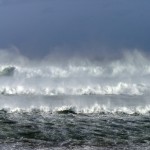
0,50,150,149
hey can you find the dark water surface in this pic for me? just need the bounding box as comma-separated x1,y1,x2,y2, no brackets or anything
0,95,150,150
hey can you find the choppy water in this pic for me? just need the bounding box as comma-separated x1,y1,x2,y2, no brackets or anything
0,95,150,150
1,50,150,149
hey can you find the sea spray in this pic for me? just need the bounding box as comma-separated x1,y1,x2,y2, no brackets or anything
0,50,150,149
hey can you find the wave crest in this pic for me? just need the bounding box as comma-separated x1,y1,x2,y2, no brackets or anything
0,66,15,76
3,104,150,115
0,82,148,96
0,51,150,96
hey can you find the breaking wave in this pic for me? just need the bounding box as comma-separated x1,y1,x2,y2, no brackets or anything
3,104,150,115
49,105,150,115
0,66,15,76
0,50,150,96
0,82,148,95
1,92,150,115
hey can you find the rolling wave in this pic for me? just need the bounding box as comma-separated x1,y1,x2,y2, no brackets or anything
0,50,150,96
0,82,148,96
0,66,15,76
3,104,150,115
53,105,150,115
0,93,150,115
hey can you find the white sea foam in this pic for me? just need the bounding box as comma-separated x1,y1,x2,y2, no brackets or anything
0,82,148,95
0,50,150,96
4,104,150,115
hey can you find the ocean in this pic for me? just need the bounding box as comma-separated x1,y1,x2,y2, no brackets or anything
0,51,150,149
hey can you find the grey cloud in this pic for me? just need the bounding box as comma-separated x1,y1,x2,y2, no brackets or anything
0,0,150,59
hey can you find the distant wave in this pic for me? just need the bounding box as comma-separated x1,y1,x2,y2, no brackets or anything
0,50,150,96
0,51,150,79
0,82,148,96
1,60,150,78
0,66,15,76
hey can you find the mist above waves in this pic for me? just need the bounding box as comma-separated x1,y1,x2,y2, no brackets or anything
0,0,150,58
0,49,149,96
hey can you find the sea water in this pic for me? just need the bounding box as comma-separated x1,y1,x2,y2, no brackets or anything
0,51,150,149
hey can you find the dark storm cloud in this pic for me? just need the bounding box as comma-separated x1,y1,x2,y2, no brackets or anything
0,0,150,58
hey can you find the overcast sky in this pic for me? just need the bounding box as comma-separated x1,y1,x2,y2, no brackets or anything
0,0,150,59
